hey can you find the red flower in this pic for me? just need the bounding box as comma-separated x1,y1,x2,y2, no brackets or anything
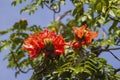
52,35,66,55
23,29,66,59
72,41,81,50
23,34,45,58
72,24,98,49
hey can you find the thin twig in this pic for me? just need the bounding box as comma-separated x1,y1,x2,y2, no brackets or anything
109,16,120,22
91,47,120,54
88,47,120,57
100,47,120,51
114,68,120,73
108,50,120,62
115,44,120,46
55,10,72,22
11,51,33,73
55,10,72,34
44,2,60,13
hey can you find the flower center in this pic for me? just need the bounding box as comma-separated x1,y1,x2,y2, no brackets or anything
44,38,54,51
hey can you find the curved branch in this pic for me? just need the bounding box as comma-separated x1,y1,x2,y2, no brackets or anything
54,10,72,34
44,2,60,13
11,51,33,73
55,10,72,22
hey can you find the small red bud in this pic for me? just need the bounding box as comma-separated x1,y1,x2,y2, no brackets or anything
73,41,81,49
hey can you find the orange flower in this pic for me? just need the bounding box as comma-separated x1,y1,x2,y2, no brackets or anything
23,34,45,58
82,31,98,45
83,31,98,45
72,24,86,39
23,29,66,59
72,24,98,49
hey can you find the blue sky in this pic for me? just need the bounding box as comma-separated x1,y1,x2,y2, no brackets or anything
0,1,120,80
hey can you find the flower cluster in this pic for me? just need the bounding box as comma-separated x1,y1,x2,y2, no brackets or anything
23,29,66,59
23,24,98,59
72,24,98,50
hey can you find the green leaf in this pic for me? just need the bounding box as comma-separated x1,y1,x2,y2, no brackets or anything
84,69,92,75
91,0,96,4
81,16,87,22
96,2,102,12
7,60,15,68
0,30,8,35
60,1,65,5
99,58,107,64
11,0,25,6
117,9,120,17
0,40,10,52
85,65,97,73
11,1,17,6
98,16,105,24
109,21,118,34
109,10,116,17
85,61,96,69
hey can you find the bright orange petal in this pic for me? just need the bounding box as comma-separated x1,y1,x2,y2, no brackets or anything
91,32,98,38
84,30,98,45
72,24,87,38
72,27,78,33
79,24,86,31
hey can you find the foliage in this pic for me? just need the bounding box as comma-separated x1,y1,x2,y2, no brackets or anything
0,0,120,80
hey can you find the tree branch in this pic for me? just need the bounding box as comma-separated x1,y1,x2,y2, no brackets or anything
101,47,120,51
109,16,120,22
114,68,120,73
115,44,120,46
44,2,61,13
90,46,120,57
108,50,120,62
11,51,33,73
55,10,72,34
91,46,120,53
55,10,72,22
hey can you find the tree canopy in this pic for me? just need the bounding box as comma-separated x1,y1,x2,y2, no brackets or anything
0,0,120,80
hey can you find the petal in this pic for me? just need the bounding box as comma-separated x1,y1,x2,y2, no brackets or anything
90,32,98,38
23,43,34,50
72,24,86,38
72,27,78,33
54,47,64,55
52,35,66,46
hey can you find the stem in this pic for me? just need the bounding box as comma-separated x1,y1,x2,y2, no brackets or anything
108,50,120,62
11,51,33,73
55,10,72,34
109,16,120,22
101,47,120,51
55,10,72,22
115,68,120,73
